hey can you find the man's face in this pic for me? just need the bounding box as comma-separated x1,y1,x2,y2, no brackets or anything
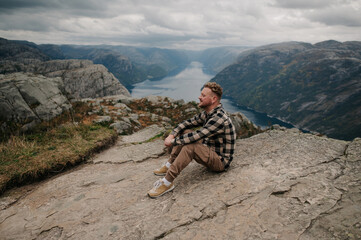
198,87,215,109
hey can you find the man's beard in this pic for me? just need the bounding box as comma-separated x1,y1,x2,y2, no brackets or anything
198,101,204,108
198,101,208,109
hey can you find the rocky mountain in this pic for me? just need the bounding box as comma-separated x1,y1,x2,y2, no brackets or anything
0,38,49,64
212,40,361,140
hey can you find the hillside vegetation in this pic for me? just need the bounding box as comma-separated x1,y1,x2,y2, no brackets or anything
212,40,361,140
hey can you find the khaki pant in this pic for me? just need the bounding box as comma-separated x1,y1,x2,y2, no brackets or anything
165,130,225,182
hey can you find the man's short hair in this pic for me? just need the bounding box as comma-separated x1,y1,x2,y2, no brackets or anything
203,82,223,99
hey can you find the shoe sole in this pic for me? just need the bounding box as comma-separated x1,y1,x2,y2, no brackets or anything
153,172,166,176
148,185,175,199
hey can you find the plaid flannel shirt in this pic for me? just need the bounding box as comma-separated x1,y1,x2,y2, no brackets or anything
171,104,236,169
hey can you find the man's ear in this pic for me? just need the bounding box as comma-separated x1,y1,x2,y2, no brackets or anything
212,95,218,104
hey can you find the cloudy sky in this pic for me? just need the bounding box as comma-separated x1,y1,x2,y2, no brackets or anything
0,0,360,49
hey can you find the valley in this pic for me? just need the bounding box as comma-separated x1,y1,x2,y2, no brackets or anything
1,37,360,140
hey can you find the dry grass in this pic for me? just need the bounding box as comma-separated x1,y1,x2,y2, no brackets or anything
0,123,117,194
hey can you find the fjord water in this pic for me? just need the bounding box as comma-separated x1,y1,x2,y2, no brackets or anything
131,62,293,129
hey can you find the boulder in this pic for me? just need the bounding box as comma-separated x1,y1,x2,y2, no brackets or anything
41,60,130,99
184,107,197,113
102,95,133,105
94,116,112,124
0,73,72,130
144,95,173,105
109,121,132,134
114,103,131,112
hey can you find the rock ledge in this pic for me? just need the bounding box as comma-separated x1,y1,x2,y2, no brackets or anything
0,128,360,239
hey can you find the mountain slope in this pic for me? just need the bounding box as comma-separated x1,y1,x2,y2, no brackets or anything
39,45,149,88
212,40,361,140
0,38,49,63
39,44,191,88
1,37,248,89
196,46,249,74
0,38,147,89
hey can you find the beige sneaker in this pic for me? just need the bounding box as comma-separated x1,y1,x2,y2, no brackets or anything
148,179,174,198
153,164,168,176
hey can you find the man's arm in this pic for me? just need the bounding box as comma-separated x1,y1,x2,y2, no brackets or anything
172,114,224,145
171,112,205,137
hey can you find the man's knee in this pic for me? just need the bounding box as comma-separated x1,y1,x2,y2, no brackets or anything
182,142,197,152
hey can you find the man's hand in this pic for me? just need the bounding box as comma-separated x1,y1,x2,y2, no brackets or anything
164,134,175,147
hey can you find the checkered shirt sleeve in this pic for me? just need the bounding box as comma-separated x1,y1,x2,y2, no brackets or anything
171,111,206,137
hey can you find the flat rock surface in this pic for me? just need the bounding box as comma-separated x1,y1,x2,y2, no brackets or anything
92,125,166,164
0,129,360,240
92,140,165,164
120,125,165,144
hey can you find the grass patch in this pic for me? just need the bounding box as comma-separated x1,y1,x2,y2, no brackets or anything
143,132,165,143
0,123,117,194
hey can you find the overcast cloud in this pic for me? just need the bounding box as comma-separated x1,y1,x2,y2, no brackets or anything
0,0,360,49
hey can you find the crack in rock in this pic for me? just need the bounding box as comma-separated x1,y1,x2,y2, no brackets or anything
92,159,134,165
0,212,17,224
91,151,166,166
297,191,344,239
154,195,254,239
36,226,63,240
46,211,58,219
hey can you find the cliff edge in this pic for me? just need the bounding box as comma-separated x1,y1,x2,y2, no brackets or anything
0,126,360,239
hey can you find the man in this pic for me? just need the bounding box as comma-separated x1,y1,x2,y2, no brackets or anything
148,82,236,198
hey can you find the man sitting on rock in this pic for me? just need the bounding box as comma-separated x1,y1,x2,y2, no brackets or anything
148,82,237,198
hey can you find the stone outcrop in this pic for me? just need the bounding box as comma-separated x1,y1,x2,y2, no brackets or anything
0,59,131,132
0,73,72,131
1,59,130,99
0,127,360,239
39,60,130,99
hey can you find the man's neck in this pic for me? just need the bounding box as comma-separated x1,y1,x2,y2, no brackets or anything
205,102,220,113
